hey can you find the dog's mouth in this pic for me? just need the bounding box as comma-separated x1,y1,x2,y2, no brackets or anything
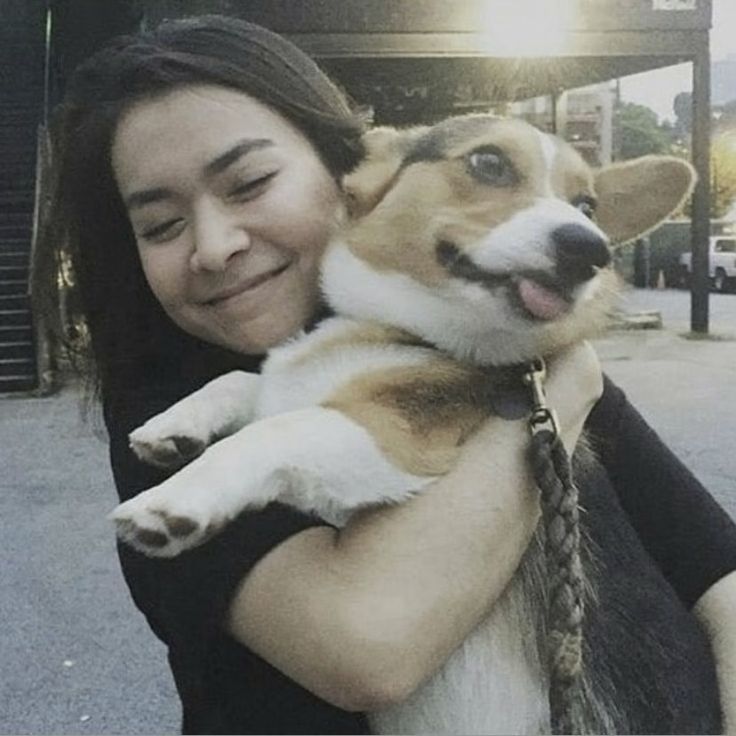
511,276,572,321
436,240,573,322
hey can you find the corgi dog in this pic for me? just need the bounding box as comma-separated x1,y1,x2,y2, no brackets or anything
112,116,720,733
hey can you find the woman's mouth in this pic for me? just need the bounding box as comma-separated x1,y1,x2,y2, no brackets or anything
204,263,291,307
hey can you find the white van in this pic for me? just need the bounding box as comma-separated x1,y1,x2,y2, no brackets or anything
679,236,736,292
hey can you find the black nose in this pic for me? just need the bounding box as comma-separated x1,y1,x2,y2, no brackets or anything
553,224,611,285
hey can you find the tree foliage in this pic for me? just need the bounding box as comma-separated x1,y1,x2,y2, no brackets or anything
711,134,736,218
613,102,672,160
612,97,736,219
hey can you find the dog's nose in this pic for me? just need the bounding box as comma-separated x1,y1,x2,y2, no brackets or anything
553,224,611,285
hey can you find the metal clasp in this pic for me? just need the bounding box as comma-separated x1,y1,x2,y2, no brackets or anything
522,358,560,437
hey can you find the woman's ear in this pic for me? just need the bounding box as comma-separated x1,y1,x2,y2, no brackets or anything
594,156,696,245
343,126,428,217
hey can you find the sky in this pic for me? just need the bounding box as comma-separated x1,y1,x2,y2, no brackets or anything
619,0,736,121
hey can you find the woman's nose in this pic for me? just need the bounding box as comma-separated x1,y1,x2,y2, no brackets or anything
189,201,250,272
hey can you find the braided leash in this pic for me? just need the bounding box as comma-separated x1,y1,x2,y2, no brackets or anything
523,360,584,735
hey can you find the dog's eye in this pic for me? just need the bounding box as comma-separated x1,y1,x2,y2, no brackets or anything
573,196,597,220
467,147,518,186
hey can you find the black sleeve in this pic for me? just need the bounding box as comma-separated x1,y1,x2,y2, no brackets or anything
104,385,327,655
585,375,736,608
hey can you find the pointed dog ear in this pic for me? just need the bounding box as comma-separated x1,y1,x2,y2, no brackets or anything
343,126,428,217
594,156,696,245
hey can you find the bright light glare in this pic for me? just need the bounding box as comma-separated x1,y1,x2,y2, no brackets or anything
476,0,576,57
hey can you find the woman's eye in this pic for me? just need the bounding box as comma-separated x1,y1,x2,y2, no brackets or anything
228,171,277,201
139,218,184,243
467,148,518,187
573,197,597,220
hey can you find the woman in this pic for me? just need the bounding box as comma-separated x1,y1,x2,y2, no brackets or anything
39,14,736,735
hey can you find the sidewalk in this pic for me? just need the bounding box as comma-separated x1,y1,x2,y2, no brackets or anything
1,389,179,735
593,287,736,518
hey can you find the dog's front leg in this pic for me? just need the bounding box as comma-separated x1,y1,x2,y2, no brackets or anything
129,371,261,469
112,406,425,557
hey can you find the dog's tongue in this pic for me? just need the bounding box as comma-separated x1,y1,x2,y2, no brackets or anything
517,278,569,321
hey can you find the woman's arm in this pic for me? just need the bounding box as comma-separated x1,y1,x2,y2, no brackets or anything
226,343,602,711
586,375,736,608
694,571,736,734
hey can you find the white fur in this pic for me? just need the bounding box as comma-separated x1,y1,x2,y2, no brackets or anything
130,372,260,465
115,402,427,545
471,198,607,276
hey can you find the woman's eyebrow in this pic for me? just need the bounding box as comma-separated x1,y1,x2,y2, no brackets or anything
204,138,274,177
125,187,172,211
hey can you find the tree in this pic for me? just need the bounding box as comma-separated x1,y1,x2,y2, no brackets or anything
710,134,736,218
613,102,672,160
673,133,736,219
673,92,692,138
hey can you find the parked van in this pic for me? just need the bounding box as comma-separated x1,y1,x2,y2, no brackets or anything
679,236,736,292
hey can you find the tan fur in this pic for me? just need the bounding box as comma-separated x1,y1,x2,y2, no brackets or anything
345,160,540,287
549,143,596,202
325,358,499,476
595,156,696,244
343,125,429,217
343,120,555,286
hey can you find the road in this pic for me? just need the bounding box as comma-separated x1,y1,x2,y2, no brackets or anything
1,287,734,735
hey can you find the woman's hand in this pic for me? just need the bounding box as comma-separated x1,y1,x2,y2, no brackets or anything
544,341,604,454
227,342,603,711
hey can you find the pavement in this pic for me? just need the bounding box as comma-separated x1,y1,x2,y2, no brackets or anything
596,287,736,518
1,393,179,735
1,287,735,735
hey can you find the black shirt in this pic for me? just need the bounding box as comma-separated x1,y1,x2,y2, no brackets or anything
105,375,736,734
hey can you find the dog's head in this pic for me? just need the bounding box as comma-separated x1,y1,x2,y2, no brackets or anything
322,115,695,365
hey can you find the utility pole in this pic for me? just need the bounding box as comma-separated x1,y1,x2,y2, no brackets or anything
691,40,711,334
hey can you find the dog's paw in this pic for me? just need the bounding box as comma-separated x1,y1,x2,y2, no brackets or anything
129,420,209,470
110,493,220,557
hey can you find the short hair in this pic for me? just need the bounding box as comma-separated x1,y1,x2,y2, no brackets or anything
37,15,367,401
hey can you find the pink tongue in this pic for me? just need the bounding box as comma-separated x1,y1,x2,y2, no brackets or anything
517,278,569,321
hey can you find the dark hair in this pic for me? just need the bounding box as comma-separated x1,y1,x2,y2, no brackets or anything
37,14,366,402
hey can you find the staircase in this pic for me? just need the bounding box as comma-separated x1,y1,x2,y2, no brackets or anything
0,0,45,392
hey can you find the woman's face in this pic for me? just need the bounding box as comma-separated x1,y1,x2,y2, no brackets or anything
112,84,343,354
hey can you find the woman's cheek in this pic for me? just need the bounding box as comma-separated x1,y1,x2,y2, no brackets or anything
139,249,182,309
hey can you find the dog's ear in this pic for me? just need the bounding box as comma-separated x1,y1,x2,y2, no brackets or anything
343,126,428,217
594,156,696,245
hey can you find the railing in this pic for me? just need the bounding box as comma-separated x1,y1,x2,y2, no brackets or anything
29,122,54,394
